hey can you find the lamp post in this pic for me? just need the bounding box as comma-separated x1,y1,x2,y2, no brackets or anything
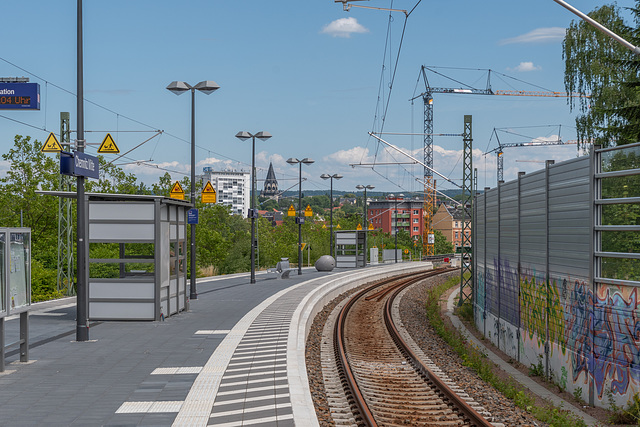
236,131,272,284
356,185,374,265
166,80,220,300
321,173,343,257
287,157,314,275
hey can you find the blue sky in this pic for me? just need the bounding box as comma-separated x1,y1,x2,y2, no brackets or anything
0,0,616,195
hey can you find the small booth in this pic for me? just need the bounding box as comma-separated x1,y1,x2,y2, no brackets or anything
335,230,367,268
0,228,31,371
85,194,190,321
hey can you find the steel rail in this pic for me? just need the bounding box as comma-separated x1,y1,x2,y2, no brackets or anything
384,269,493,426
333,270,428,426
334,267,492,426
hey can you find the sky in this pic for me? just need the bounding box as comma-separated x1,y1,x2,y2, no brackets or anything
0,0,621,197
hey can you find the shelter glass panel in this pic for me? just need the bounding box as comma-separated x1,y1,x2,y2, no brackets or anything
9,232,29,310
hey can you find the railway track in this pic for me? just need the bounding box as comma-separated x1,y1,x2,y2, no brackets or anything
334,268,494,427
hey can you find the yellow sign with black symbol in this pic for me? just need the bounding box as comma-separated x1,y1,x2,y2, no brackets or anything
170,181,185,200
304,204,313,217
41,133,63,153
287,205,296,217
98,133,120,153
201,181,216,203
356,223,362,230
368,223,374,230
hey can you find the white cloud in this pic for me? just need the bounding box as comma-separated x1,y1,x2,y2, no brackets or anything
324,146,371,164
321,17,369,38
499,27,565,45
507,61,542,72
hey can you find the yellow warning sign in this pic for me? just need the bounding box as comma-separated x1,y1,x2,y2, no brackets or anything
301,243,307,251
98,133,120,153
304,204,313,217
287,205,296,217
322,224,326,229
41,133,63,153
336,224,341,229
356,223,362,230
201,181,216,204
170,181,185,200
368,223,374,230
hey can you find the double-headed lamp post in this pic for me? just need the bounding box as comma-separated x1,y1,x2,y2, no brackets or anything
320,173,343,257
167,80,220,300
287,157,314,275
236,131,272,284
356,184,375,265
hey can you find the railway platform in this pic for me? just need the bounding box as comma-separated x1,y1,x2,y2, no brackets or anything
0,262,420,426
0,261,599,426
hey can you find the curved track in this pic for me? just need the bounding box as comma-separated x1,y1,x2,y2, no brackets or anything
334,268,493,427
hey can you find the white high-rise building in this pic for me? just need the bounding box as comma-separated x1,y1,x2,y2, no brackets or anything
200,167,250,218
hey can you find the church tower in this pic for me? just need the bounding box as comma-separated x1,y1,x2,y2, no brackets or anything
261,162,279,198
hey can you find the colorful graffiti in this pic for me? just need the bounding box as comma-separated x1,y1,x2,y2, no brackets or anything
566,281,592,387
520,270,548,348
592,285,640,399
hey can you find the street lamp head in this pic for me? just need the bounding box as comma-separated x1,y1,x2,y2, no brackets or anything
320,174,330,180
166,81,191,95
301,158,315,165
255,131,272,141
334,174,343,180
356,185,364,190
366,185,375,190
194,80,220,95
286,157,300,165
235,131,251,141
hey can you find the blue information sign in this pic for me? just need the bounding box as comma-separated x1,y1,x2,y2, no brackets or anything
60,151,100,179
0,83,40,110
187,208,199,225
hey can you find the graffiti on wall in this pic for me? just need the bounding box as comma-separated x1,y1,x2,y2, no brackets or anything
592,285,640,399
565,280,592,389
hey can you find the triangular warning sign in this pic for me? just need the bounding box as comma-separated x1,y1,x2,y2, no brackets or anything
201,181,216,203
41,133,63,153
170,181,184,194
98,133,120,153
202,181,215,193
170,181,185,200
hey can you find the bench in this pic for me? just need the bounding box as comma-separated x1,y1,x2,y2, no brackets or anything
266,258,296,279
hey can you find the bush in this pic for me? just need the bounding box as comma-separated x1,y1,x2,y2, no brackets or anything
31,259,64,302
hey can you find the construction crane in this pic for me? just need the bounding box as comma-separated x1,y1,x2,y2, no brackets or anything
485,127,579,183
410,66,587,257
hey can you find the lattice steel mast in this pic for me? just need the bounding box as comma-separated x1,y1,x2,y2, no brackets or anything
57,112,74,295
459,115,473,305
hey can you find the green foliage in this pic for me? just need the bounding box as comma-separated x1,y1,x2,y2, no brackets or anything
31,258,64,302
455,302,473,322
607,390,640,425
529,354,545,377
563,2,640,146
434,229,454,255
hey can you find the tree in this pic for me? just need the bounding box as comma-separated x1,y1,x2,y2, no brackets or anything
0,135,59,266
563,2,640,147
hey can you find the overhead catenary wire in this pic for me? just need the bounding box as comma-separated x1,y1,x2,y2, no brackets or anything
0,54,247,168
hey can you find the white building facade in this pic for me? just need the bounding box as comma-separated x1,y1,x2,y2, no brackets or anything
200,167,250,218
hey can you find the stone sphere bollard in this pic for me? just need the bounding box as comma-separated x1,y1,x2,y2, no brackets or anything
315,255,335,271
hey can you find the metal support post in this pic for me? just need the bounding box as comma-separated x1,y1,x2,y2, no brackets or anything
19,312,29,362
76,0,89,341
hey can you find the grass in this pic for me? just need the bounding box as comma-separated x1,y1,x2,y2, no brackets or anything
425,276,587,427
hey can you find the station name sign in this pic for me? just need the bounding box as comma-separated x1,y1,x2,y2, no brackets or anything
0,83,40,110
60,151,100,179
